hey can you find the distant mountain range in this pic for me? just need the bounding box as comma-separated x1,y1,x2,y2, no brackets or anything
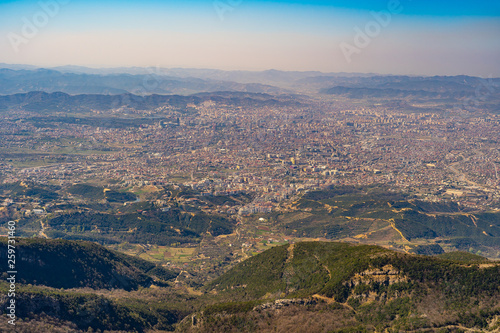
0,67,284,95
320,75,500,97
321,86,467,99
0,63,374,84
0,91,302,113
2,64,498,99
0,64,498,119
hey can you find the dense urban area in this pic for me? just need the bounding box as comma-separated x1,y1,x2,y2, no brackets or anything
1,70,500,332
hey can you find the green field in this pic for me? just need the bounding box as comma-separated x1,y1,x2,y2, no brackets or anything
109,243,197,263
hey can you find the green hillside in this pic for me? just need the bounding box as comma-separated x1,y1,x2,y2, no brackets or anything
0,238,177,290
0,238,196,332
67,184,106,199
188,242,500,332
46,209,235,245
208,242,499,300
269,186,500,257
0,284,187,332
436,251,491,263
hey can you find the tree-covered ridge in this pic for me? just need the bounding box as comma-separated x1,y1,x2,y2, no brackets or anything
210,242,500,300
0,284,186,332
436,251,491,263
46,209,235,245
0,238,177,290
197,242,500,332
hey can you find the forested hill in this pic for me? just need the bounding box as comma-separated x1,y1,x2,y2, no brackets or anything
182,242,500,332
0,237,177,290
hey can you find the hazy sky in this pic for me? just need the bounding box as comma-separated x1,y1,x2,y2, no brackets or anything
0,0,499,76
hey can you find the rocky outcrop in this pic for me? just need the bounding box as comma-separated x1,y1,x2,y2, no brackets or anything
345,264,408,287
253,298,316,311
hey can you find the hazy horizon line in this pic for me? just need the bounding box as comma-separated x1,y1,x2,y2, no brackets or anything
2,62,499,79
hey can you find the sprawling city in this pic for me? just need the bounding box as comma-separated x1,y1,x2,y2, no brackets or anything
1,0,499,332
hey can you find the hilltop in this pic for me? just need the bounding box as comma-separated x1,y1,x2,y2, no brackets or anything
0,238,187,332
0,237,177,290
179,242,500,332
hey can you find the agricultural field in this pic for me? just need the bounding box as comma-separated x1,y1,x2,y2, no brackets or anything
108,243,197,263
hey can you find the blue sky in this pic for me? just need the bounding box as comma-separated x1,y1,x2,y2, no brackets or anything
0,0,499,75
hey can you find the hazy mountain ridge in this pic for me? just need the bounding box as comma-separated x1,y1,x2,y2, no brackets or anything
0,68,284,96
320,86,448,98
2,65,498,97
0,91,301,113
